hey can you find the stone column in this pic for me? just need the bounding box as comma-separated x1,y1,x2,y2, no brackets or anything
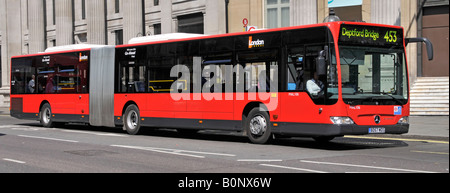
0,0,8,89
161,0,173,34
371,0,401,26
87,0,106,44
122,0,144,44
2,0,22,87
55,0,73,46
1,0,23,107
401,0,418,85
317,0,329,24
291,0,317,26
28,0,46,53
205,0,226,35
362,0,371,23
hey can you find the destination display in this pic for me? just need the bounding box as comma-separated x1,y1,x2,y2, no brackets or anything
339,24,403,47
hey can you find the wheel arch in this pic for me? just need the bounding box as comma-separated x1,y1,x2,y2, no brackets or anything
241,102,270,127
122,101,139,116
39,100,50,112
242,102,269,119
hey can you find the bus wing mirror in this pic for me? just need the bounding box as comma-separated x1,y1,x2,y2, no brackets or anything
406,37,434,61
316,50,327,76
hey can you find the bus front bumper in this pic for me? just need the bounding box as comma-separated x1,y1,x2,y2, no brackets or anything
273,122,409,137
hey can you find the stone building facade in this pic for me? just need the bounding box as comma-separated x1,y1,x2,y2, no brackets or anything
1,0,448,108
0,0,227,106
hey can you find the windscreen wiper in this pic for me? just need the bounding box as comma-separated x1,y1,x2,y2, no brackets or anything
371,92,405,105
346,96,373,105
345,92,404,105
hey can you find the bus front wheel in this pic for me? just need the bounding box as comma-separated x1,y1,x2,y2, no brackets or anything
123,105,141,135
245,108,272,144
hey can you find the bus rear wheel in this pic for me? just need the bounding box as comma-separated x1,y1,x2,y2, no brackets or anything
40,103,54,128
245,108,272,144
123,105,141,135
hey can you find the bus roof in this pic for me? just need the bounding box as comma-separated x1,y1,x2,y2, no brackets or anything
44,44,106,53
11,21,404,58
117,21,403,48
11,45,107,59
128,33,207,45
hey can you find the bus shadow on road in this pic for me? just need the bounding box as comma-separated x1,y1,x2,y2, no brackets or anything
137,127,410,151
273,137,409,151
17,123,409,151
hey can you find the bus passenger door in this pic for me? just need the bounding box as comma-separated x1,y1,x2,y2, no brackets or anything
283,45,330,123
187,56,234,121
146,56,186,117
76,58,89,116
52,54,78,115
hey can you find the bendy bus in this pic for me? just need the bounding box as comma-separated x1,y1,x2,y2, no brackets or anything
10,21,433,144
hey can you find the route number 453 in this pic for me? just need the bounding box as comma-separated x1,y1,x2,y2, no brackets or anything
384,31,398,43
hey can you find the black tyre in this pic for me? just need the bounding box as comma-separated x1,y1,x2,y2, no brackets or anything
40,103,54,128
123,105,141,135
245,108,272,144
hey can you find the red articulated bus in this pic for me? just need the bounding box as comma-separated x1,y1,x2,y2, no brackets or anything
10,21,433,144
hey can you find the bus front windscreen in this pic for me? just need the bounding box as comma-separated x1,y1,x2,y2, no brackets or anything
338,46,408,106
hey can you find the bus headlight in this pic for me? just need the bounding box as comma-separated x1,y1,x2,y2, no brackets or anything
330,117,355,125
398,116,409,124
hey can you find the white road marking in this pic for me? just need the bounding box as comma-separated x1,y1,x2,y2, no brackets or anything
18,135,79,143
111,145,205,158
344,135,449,144
147,146,236,157
111,145,236,159
300,160,437,173
1,125,55,131
237,159,283,162
411,150,449,155
0,125,21,128
62,130,129,137
3,158,26,164
260,164,328,173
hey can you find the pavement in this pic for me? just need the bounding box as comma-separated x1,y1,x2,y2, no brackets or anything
0,106,448,140
0,106,8,115
407,115,448,140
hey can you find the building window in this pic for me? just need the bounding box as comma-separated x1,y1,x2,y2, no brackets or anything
0,46,2,87
265,0,290,29
154,0,159,6
82,0,86,20
115,0,120,13
154,24,161,35
52,0,56,25
178,13,204,34
115,30,123,45
75,33,87,44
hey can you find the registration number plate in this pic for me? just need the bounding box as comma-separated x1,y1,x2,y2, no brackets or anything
369,127,386,134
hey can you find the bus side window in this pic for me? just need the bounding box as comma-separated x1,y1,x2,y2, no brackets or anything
201,52,233,93
237,50,278,93
287,46,305,91
11,58,34,94
43,73,56,94
56,64,77,94
117,60,147,94
148,57,176,93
